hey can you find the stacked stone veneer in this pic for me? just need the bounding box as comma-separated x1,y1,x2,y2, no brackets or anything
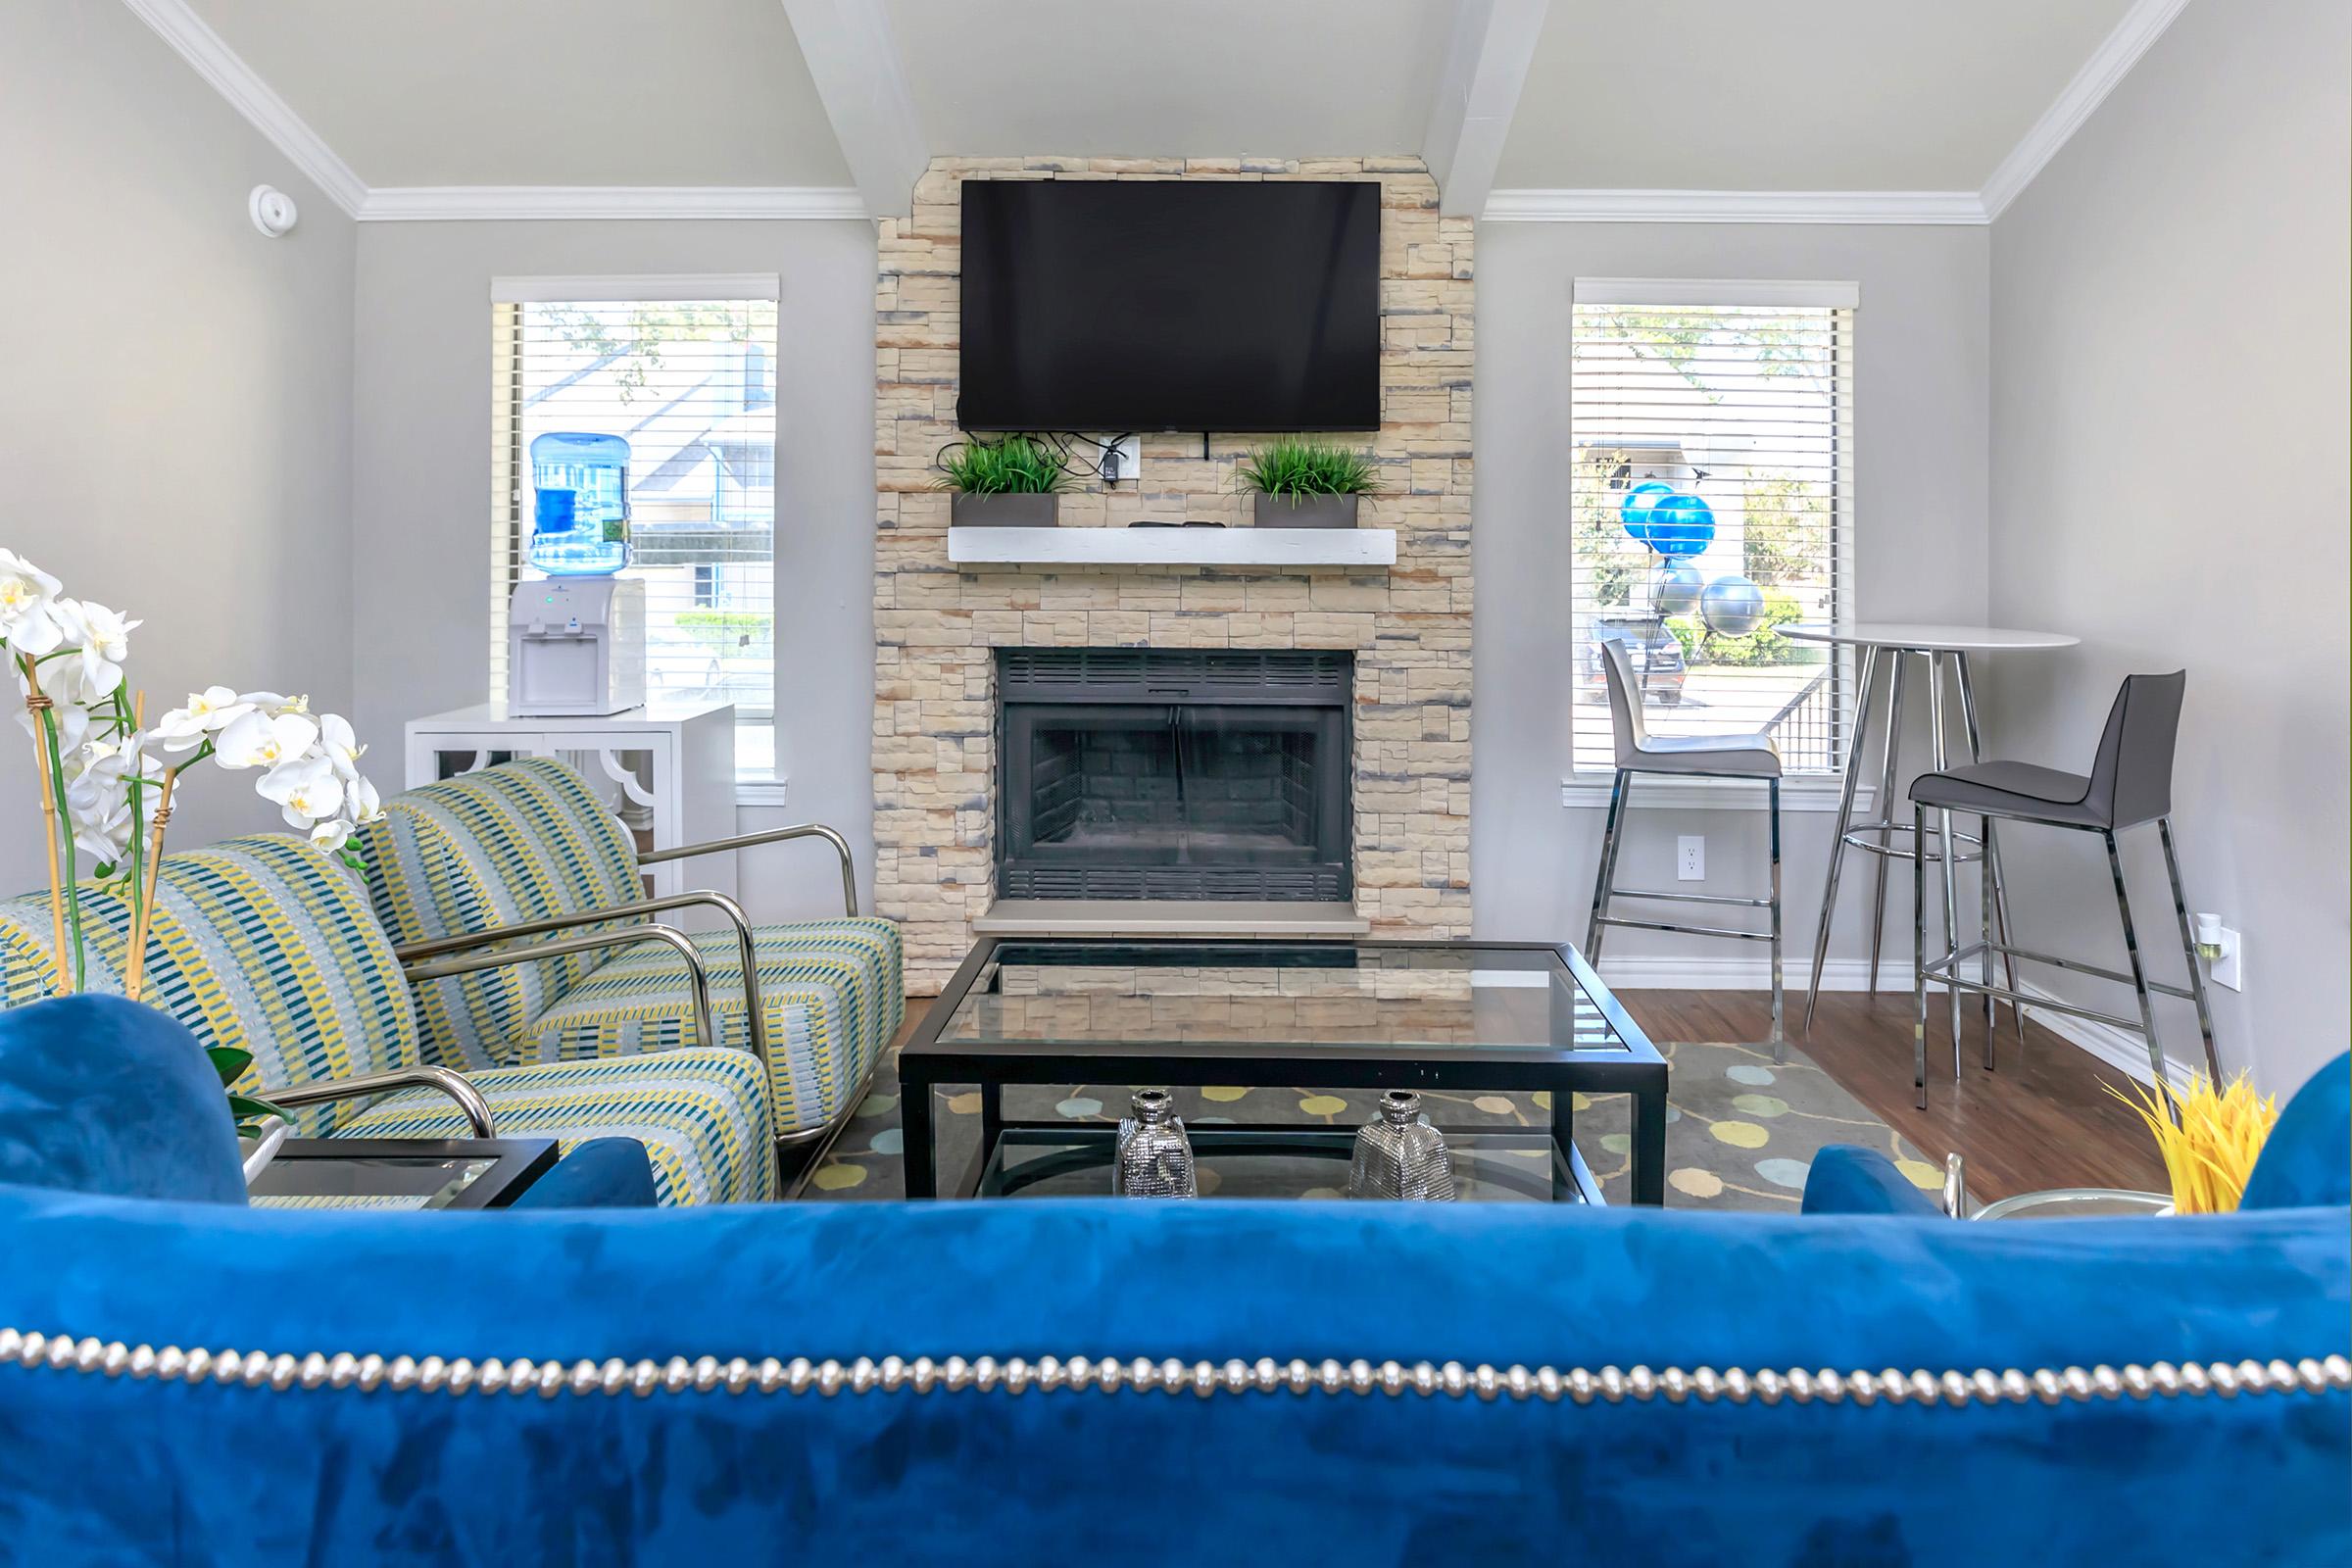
874,154,1474,993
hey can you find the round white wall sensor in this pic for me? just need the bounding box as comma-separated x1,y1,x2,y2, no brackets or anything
248,185,298,237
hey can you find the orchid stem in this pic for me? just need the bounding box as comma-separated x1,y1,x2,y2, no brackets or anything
19,656,76,994
122,766,174,1002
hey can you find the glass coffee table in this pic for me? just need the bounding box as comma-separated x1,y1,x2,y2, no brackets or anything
902,938,1668,1205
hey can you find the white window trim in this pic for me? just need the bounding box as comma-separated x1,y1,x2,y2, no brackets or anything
1574,277,1859,310
735,775,791,809
491,273,780,304
1559,776,1874,814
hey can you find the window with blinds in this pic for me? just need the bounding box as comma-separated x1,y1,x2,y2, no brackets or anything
1570,280,1857,778
491,278,779,775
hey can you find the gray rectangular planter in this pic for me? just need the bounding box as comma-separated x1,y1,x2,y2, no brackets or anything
951,492,1058,528
1252,493,1360,530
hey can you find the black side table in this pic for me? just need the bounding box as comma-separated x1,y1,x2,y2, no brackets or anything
248,1138,560,1210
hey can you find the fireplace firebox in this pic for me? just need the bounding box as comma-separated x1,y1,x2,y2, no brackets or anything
997,649,1351,902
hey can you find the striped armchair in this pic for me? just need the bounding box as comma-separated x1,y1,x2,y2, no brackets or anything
0,837,772,1205
360,760,903,1150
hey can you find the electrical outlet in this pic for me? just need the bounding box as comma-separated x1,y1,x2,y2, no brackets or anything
1677,835,1704,881
1102,434,1141,486
2207,925,2242,991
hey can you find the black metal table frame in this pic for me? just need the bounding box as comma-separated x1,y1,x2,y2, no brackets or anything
900,938,1668,1204
252,1138,561,1209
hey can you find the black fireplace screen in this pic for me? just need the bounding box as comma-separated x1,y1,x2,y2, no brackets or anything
998,650,1351,902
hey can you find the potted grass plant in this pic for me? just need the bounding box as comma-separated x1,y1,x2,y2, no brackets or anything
941,435,1069,527
1238,438,1383,529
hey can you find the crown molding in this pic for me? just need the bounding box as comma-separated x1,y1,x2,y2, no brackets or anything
131,0,2179,232
122,0,368,218
1483,188,1988,224
1979,0,2192,219
358,186,867,222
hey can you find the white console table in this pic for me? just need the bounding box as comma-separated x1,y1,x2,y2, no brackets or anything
404,702,738,906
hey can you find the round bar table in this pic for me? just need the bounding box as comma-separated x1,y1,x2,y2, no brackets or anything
1782,623,2079,1063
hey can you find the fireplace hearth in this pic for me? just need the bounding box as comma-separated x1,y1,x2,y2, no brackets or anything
997,649,1352,902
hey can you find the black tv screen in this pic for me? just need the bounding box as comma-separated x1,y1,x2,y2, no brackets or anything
958,179,1380,433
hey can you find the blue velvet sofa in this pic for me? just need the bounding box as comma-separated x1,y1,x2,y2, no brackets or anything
1,997,2345,1566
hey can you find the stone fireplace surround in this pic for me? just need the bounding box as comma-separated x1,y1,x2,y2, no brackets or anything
874,155,1474,994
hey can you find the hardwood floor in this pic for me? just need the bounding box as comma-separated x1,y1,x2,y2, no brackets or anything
1616,988,2169,1202
882,986,2170,1205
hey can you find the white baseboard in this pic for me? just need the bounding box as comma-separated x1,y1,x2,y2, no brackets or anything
1592,955,2198,1089
2003,979,2199,1091
1594,954,1886,991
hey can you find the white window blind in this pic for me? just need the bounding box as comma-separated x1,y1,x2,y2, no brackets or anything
491,279,779,775
1570,281,1857,777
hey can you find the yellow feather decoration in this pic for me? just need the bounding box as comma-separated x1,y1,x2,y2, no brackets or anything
2110,1071,2279,1214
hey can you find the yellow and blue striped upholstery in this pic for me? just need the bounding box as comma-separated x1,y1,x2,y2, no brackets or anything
362,760,904,1140
359,758,643,1070
0,834,770,1204
335,1050,771,1205
518,918,905,1137
0,837,422,1136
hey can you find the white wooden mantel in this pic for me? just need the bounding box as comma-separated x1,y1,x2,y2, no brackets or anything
946,526,1397,569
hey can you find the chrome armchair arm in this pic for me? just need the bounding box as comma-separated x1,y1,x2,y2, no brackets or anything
393,894,767,1087
400,924,778,1195
638,823,859,917
403,925,718,1063
264,1066,497,1139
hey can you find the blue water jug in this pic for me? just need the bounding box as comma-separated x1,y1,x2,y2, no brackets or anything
529,432,633,575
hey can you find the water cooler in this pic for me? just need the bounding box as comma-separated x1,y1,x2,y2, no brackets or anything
510,431,645,715
508,578,647,716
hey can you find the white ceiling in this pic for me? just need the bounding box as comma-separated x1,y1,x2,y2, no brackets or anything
167,0,2148,199
885,0,1456,161
183,0,852,186
1496,0,2136,191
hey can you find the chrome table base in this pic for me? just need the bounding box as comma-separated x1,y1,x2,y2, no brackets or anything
1802,646,2024,1081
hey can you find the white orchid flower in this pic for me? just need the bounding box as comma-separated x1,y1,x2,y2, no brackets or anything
45,599,141,705
257,753,345,829
0,550,65,658
65,791,131,863
237,691,309,716
215,710,319,771
62,734,163,865
19,698,90,759
308,817,356,854
153,686,255,753
346,773,383,824
318,711,367,781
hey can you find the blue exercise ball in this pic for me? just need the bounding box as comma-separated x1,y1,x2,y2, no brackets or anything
1651,563,1704,617
1644,492,1716,560
1618,481,1674,545
1700,574,1768,637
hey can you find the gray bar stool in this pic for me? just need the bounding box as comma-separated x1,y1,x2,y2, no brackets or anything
1909,670,2220,1110
1586,637,1784,1058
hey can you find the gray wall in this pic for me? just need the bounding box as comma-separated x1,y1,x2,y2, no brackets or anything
1987,0,2351,1094
1472,222,1991,977
0,0,357,897
349,220,880,919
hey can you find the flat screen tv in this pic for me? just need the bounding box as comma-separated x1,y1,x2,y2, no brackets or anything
958,178,1380,433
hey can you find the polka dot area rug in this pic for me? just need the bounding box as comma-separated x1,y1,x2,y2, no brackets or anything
796,1039,1939,1210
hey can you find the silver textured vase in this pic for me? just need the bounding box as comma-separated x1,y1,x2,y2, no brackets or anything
1348,1091,1456,1200
1113,1090,1198,1198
